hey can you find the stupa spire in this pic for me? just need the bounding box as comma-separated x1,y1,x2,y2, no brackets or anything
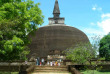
53,0,60,18
48,0,65,25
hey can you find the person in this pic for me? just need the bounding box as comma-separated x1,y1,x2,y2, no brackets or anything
37,57,40,65
40,61,42,66
52,61,54,66
25,60,28,65
54,62,56,66
41,58,44,65
36,58,38,65
58,62,60,66
50,61,52,66
47,61,50,66
55,61,58,66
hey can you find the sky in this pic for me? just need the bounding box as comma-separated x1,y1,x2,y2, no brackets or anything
33,0,110,42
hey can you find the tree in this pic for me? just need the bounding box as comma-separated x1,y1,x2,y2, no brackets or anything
91,35,101,54
65,43,96,65
0,0,44,61
99,33,110,60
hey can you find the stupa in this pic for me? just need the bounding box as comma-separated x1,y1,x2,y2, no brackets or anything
28,0,89,59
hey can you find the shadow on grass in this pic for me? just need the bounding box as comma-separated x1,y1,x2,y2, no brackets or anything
98,70,110,72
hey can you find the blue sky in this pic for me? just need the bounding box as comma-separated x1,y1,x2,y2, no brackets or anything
33,0,110,41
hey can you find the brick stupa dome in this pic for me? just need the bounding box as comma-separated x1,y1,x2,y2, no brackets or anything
28,0,89,59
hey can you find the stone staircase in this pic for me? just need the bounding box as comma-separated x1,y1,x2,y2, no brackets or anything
31,66,71,74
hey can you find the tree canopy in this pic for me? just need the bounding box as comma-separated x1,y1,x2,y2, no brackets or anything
0,0,44,61
99,33,110,60
65,43,96,65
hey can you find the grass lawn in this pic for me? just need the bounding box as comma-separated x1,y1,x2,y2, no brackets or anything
81,70,110,74
0,72,18,74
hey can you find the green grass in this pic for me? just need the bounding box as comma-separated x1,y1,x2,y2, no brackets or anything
81,70,110,74
0,72,18,74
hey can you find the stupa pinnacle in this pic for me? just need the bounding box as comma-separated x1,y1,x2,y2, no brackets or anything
48,0,65,25
53,0,60,18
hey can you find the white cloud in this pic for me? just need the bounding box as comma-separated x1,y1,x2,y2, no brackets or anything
92,7,96,11
101,13,110,18
97,18,110,35
90,22,96,26
97,13,110,35
86,13,110,36
83,5,110,42
83,28,104,43
92,4,102,12
92,5,97,11
83,28,104,35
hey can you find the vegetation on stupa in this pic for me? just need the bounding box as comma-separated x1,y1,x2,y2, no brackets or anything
0,0,44,61
65,33,110,64
65,43,96,64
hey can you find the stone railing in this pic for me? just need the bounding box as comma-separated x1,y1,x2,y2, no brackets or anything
68,64,110,74
68,65,82,74
0,61,35,74
26,65,35,74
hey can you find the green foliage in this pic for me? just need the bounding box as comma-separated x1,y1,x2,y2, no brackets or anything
96,66,103,71
65,43,96,64
81,70,110,74
0,36,29,61
0,0,44,61
99,33,110,60
0,72,18,74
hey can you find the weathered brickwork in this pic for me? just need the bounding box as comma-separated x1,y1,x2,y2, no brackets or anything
28,25,89,58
